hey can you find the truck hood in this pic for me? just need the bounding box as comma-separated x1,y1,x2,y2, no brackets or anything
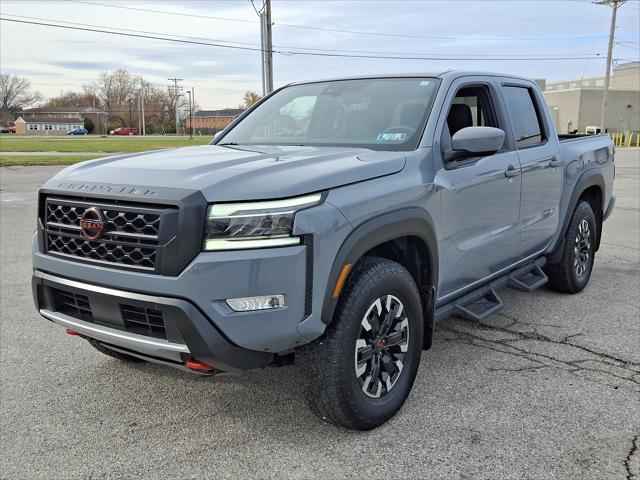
47,145,406,201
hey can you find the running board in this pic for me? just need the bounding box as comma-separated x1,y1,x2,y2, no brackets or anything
507,263,548,292
452,286,504,322
435,257,548,323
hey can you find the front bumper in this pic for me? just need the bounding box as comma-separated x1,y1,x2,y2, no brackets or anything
33,271,273,372
32,197,353,369
603,194,616,221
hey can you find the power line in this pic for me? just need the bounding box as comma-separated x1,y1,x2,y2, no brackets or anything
66,0,626,42
1,13,606,58
67,0,256,24
0,17,609,61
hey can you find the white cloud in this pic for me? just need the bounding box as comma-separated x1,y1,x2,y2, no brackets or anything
1,0,638,108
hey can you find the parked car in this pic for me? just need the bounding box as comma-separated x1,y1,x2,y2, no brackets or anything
109,127,139,136
66,128,88,135
0,126,10,133
8,126,16,133
32,72,615,430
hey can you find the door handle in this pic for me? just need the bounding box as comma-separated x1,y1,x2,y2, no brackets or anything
548,157,562,168
505,165,521,178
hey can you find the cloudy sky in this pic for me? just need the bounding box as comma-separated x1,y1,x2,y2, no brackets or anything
1,0,639,109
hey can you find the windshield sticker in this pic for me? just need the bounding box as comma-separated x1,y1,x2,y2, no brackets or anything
377,133,407,142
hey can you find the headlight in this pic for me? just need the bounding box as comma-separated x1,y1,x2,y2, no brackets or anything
204,193,322,251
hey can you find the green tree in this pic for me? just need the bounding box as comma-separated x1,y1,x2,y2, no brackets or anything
83,117,95,133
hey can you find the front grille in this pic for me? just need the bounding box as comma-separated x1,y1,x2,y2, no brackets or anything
51,288,93,322
121,304,166,339
44,197,170,272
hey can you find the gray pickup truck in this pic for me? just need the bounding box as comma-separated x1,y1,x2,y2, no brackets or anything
32,71,615,430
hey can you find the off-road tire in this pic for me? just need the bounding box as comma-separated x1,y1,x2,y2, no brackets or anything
88,339,146,363
545,201,597,293
298,257,424,430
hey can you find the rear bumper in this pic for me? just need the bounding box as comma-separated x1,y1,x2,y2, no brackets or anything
33,270,273,372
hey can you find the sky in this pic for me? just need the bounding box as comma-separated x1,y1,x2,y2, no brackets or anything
1,0,639,109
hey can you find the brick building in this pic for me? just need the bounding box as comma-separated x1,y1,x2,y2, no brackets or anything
187,108,245,133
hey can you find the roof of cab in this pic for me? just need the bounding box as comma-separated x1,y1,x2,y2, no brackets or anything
287,70,534,87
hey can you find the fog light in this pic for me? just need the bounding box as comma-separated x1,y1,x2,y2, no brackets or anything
226,295,285,312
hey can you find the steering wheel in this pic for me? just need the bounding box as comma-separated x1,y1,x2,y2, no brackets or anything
380,125,416,137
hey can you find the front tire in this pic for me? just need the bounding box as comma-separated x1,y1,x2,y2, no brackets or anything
545,201,597,293
299,257,424,430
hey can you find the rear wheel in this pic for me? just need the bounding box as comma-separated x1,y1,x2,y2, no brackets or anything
299,257,424,430
545,201,597,293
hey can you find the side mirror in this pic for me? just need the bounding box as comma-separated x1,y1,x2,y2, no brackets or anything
447,126,505,162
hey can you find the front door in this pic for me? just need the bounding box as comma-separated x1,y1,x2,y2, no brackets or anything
434,79,522,300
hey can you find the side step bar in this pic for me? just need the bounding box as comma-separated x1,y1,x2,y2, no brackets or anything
435,257,548,322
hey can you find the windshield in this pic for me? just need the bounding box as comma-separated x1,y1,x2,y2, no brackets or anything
217,77,439,151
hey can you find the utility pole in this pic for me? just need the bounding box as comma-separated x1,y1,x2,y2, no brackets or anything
137,91,142,132
596,0,626,132
140,78,146,136
128,99,133,128
191,87,195,136
264,0,273,94
186,90,193,140
168,77,183,135
256,0,273,95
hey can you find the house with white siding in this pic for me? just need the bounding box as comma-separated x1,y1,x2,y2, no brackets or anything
13,116,84,135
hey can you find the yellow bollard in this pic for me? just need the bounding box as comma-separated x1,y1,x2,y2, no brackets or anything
627,134,632,148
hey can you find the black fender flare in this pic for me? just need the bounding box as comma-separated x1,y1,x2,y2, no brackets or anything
549,169,605,262
321,208,438,337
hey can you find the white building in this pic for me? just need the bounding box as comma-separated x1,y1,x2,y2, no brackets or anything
13,116,84,135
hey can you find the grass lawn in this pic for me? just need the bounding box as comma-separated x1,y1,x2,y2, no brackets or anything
0,135,213,153
0,154,104,166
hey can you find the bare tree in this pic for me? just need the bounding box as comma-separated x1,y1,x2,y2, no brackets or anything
0,74,42,113
85,69,140,123
46,90,101,108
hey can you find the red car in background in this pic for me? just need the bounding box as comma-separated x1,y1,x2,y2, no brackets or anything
109,127,140,136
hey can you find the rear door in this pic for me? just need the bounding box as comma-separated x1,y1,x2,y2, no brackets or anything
499,80,563,256
434,77,522,300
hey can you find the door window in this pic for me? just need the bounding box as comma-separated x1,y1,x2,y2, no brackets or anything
502,86,545,147
447,86,498,136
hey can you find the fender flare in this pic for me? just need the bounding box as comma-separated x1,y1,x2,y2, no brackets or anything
549,169,605,262
321,208,438,327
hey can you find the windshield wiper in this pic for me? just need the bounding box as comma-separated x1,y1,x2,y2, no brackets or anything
217,142,240,146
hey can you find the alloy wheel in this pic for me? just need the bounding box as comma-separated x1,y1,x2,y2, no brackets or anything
574,219,592,277
354,295,409,399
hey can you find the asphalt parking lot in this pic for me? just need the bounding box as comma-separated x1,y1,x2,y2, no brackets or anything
1,150,639,480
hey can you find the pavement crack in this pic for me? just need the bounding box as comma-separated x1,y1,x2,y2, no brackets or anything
486,365,547,373
483,312,640,368
439,318,640,393
625,434,639,480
